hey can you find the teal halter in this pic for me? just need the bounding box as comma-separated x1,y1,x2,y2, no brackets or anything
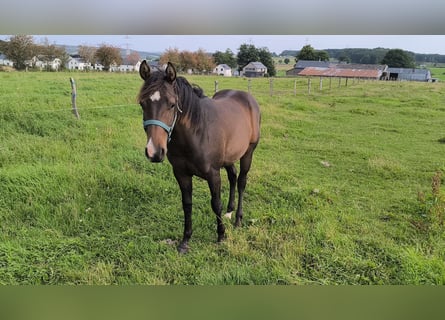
143,110,178,143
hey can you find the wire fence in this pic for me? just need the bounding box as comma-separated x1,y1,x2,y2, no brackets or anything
208,75,373,99
0,75,375,120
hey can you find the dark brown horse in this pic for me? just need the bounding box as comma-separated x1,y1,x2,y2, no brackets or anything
138,61,261,253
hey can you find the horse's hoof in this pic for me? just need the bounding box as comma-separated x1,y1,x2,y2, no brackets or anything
177,243,189,254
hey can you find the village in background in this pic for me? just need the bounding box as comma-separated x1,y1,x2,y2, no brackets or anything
1,35,444,82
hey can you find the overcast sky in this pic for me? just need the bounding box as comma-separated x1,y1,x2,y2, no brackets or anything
5,35,445,55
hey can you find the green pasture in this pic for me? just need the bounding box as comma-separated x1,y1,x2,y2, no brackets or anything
1,71,444,284
430,67,445,81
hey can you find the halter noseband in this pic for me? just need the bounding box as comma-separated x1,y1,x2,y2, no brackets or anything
143,110,178,143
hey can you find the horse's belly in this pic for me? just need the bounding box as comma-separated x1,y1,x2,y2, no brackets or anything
223,140,250,165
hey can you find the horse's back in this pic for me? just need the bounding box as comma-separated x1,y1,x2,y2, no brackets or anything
212,90,260,144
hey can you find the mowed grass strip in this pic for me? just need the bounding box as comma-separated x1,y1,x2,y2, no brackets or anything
1,71,444,284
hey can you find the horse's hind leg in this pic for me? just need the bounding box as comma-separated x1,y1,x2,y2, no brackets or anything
235,143,257,227
224,165,237,219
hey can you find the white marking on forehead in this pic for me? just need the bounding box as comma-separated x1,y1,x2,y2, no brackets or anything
150,91,161,102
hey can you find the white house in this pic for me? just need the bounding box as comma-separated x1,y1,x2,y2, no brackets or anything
32,56,62,71
0,54,14,67
213,64,232,77
66,55,92,71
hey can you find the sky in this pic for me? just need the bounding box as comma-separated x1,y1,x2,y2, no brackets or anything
5,35,445,56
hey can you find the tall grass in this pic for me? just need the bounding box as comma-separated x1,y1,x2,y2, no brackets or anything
1,72,444,284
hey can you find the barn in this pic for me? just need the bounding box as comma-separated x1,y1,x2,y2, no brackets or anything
286,60,331,76
386,68,432,82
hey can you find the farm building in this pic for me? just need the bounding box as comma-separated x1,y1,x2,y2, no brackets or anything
286,60,331,76
242,62,268,77
386,67,432,82
213,64,232,77
299,63,388,80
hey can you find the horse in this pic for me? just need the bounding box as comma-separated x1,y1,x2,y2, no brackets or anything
137,60,261,253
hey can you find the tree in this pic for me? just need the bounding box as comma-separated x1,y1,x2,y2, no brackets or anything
194,49,215,73
284,58,290,64
316,50,330,62
126,51,141,65
213,49,237,68
237,43,276,76
237,43,259,71
35,38,67,71
296,44,316,61
381,49,416,68
3,35,36,70
95,44,122,71
78,45,97,65
296,44,330,62
179,50,197,71
159,47,181,69
258,47,276,76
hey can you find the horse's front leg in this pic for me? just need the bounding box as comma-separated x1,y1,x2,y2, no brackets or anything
174,171,193,254
207,169,225,242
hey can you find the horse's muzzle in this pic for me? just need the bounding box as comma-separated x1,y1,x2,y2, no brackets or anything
145,147,165,163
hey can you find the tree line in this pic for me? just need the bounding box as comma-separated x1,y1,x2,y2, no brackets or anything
159,44,277,76
0,35,130,71
1,35,278,76
293,45,419,68
282,46,445,66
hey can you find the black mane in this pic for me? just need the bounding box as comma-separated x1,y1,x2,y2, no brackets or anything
175,76,207,129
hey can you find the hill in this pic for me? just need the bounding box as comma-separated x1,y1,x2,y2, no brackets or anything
280,48,445,65
60,44,161,61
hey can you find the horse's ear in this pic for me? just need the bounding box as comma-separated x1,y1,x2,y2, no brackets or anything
165,62,177,83
139,60,150,80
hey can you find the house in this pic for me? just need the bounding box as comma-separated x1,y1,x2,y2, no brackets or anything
0,54,13,67
386,67,432,82
242,62,267,77
286,60,331,76
66,55,92,71
213,64,232,77
31,55,62,71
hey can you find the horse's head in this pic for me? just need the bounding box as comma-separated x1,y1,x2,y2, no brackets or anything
138,61,179,162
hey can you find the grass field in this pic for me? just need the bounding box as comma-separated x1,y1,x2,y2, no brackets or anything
1,71,444,284
430,67,445,81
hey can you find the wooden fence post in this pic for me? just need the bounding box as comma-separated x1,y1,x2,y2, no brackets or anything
214,80,219,93
70,78,80,119
307,78,311,95
319,77,323,91
338,77,341,88
269,78,274,96
345,78,348,87
248,78,251,93
329,77,332,90
294,79,297,96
